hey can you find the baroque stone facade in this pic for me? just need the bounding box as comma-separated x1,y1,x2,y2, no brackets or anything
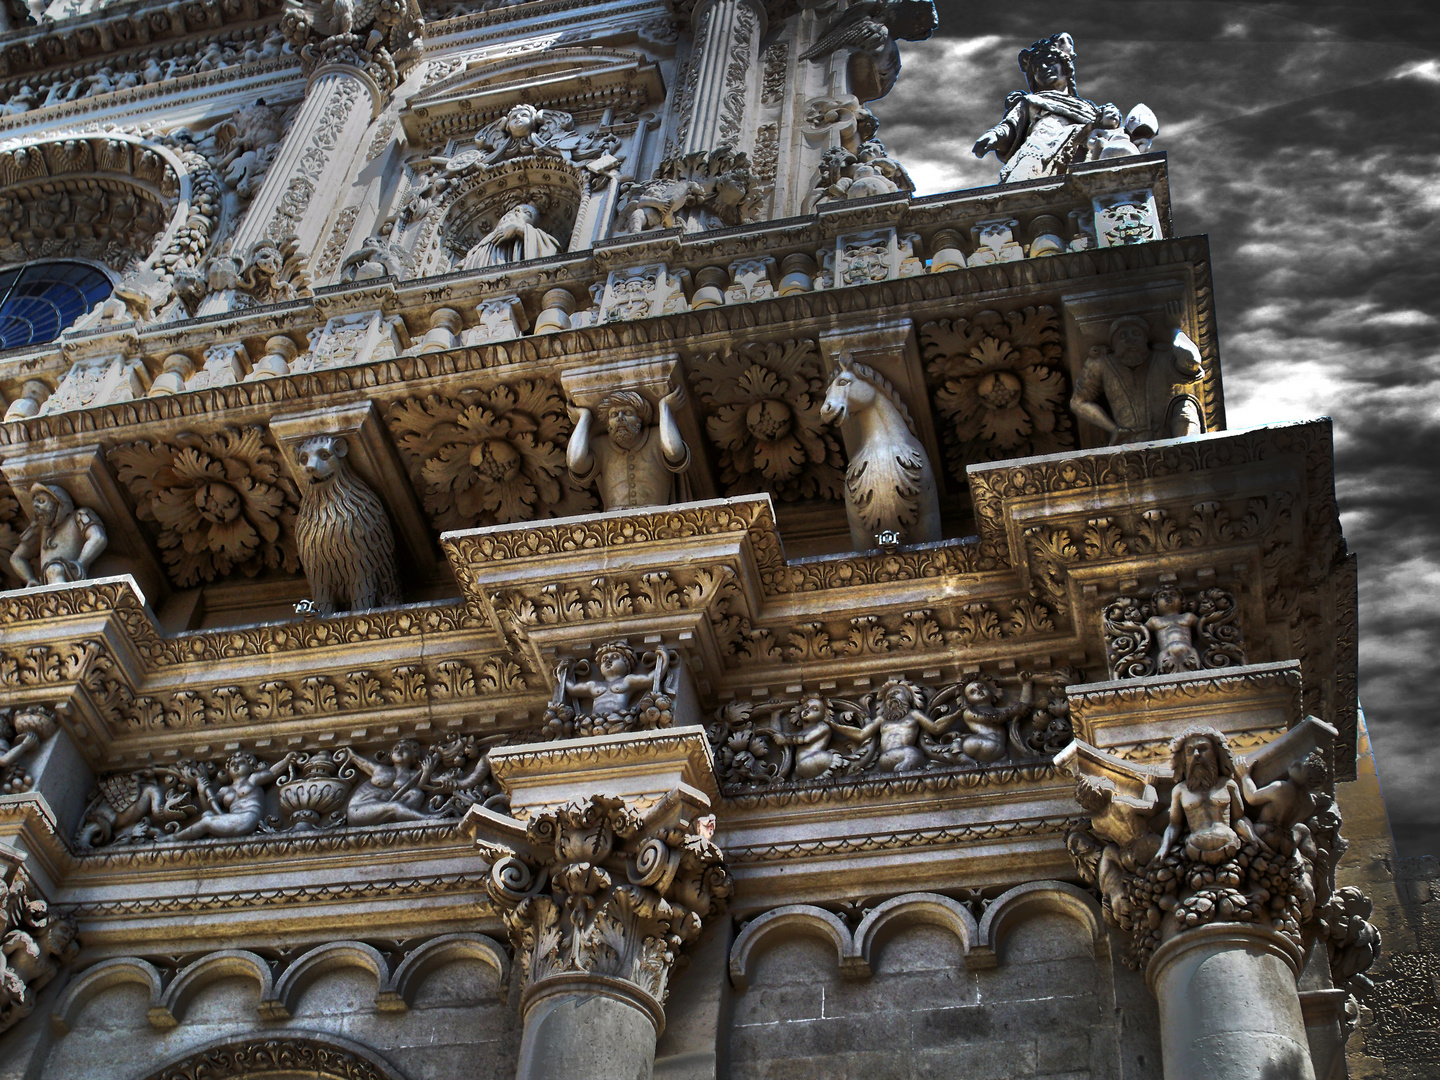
0,4,1404,1080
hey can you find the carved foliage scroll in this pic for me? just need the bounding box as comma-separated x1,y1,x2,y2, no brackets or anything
387,382,596,530
1103,585,1246,679
693,338,844,502
921,306,1073,481
109,427,301,586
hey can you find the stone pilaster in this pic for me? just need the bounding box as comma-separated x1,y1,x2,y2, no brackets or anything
466,729,730,1080
677,0,765,157
227,66,379,263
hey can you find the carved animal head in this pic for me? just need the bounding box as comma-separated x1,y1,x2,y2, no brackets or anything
820,353,877,424
296,434,349,485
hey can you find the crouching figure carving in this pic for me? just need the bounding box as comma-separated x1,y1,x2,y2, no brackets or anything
293,434,402,615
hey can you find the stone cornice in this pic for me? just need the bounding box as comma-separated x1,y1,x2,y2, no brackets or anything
724,812,1080,864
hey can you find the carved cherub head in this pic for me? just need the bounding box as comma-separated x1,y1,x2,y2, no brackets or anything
1290,748,1328,789
599,391,652,450
1018,32,1077,95
594,641,639,679
1108,315,1151,367
963,677,1000,707
225,750,260,779
1152,583,1185,615
297,434,348,485
1170,727,1236,793
503,103,540,139
796,693,829,726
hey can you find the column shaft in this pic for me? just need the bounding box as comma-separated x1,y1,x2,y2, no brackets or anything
230,68,378,258
1149,924,1315,1080
679,0,764,156
516,979,662,1080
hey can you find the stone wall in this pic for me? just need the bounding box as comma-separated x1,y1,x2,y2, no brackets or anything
4,953,517,1080
726,908,1162,1080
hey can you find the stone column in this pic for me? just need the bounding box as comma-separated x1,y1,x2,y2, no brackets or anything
677,0,765,156
1148,923,1314,1080
466,729,729,1080
229,66,380,260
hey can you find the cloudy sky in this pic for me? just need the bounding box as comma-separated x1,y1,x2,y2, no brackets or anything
872,0,1440,856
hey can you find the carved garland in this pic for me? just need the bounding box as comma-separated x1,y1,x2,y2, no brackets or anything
143,1035,404,1080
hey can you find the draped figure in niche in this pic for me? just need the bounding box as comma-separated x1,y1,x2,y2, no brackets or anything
461,202,560,269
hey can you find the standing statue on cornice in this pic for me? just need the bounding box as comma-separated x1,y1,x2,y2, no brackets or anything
972,33,1158,183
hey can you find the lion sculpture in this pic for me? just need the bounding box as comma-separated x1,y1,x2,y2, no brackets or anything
293,434,402,616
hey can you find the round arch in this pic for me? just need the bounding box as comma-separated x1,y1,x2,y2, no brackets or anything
0,131,218,280
136,1032,408,1080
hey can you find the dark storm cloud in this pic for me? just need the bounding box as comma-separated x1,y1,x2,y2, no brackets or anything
871,1,1440,848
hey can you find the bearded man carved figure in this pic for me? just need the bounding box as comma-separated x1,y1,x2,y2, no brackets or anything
566,389,690,510
9,483,106,587
1071,302,1204,444
1158,727,1257,866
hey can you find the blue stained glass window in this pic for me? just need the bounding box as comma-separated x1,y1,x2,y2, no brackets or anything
0,261,114,350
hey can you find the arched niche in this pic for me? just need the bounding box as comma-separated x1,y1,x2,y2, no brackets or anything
135,1032,407,1080
0,131,216,279
427,156,585,274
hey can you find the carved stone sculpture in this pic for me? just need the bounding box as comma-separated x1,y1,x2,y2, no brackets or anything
1103,584,1245,678
8,483,107,588
339,234,405,281
0,872,77,1034
621,147,762,234
0,706,58,795
292,434,402,616
480,795,732,1008
921,306,1072,477
1159,728,1255,865
1063,719,1348,970
709,674,1064,787
281,0,423,91
388,384,595,529
543,642,679,739
76,735,508,848
820,353,941,549
972,32,1157,183
109,427,301,587
693,339,846,503
174,751,300,840
461,202,561,269
799,0,938,100
567,388,690,510
1071,303,1205,444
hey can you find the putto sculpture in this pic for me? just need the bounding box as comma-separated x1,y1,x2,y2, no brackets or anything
292,434,402,616
0,871,78,1034
8,483,107,588
972,33,1158,183
1071,303,1205,443
542,642,679,739
75,735,510,848
820,353,941,549
1102,584,1244,679
567,388,690,510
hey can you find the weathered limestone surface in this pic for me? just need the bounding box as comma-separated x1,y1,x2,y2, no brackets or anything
0,3,1402,1079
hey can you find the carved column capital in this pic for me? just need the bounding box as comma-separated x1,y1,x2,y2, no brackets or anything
480,794,731,1027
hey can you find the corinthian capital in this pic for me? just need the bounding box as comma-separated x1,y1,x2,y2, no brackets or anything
480,795,731,1017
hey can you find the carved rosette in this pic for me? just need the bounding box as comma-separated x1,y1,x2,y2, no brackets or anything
109,427,301,587
694,339,845,502
387,384,596,530
921,306,1073,481
482,796,731,1018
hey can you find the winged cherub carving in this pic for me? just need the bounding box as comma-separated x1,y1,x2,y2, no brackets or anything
799,0,939,64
